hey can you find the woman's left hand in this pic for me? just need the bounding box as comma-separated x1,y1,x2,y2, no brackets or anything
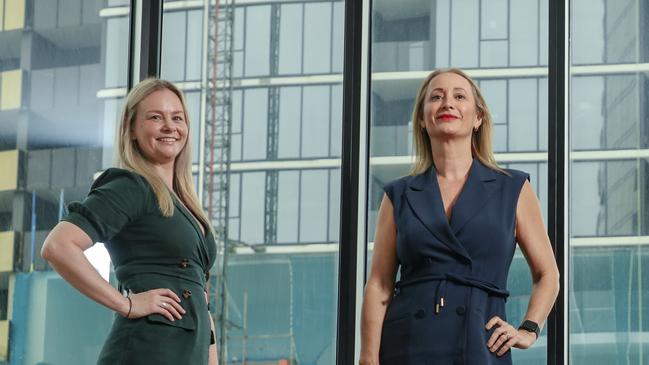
485,316,537,356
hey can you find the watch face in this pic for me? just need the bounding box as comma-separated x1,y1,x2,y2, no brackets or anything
520,320,540,336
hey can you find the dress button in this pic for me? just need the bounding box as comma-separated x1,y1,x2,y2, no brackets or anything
183,289,192,299
414,308,426,319
456,306,466,316
180,259,189,268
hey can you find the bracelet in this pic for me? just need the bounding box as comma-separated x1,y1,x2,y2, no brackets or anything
125,296,132,319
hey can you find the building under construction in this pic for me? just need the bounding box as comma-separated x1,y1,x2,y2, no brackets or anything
0,0,648,364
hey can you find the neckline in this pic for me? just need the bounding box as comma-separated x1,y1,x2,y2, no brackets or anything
172,195,209,241
431,158,476,225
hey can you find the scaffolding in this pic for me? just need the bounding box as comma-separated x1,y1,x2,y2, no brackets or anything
204,0,234,363
204,1,295,363
264,3,282,245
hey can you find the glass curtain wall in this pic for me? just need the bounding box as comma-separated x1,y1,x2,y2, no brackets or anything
569,0,649,364
367,0,548,363
160,1,345,363
0,0,129,364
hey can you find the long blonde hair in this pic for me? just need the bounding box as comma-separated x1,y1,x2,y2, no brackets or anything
117,78,210,230
410,68,504,175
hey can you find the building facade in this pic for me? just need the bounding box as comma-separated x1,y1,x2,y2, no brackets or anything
0,0,647,364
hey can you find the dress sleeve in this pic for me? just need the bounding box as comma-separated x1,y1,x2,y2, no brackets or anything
383,181,395,204
62,168,154,243
383,179,401,225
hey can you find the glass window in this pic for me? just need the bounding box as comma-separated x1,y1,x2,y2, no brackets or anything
105,16,129,88
1,2,129,363
570,1,649,363
161,10,187,82
481,0,507,39
301,86,330,158
328,168,340,241
186,10,203,81
244,6,271,77
508,79,538,152
185,91,201,163
332,2,344,73
450,0,479,68
480,40,508,67
571,77,605,150
510,0,540,66
240,172,265,244
242,88,268,160
299,170,328,243
58,0,81,27
303,3,332,74
206,1,345,362
277,170,299,243
231,89,243,161
228,173,241,242
278,4,303,75
278,87,301,159
330,84,343,157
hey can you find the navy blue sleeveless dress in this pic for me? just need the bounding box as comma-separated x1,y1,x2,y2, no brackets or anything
379,159,529,365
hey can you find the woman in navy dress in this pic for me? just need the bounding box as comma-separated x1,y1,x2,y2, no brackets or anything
360,69,559,364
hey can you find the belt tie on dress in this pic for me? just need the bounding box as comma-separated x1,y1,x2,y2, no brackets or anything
394,273,509,314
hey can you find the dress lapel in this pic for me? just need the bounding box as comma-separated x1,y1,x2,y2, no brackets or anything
405,167,472,262
173,198,209,266
449,159,500,234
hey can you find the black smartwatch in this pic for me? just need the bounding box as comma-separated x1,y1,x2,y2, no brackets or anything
518,320,540,338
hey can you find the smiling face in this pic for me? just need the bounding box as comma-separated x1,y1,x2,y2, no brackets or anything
131,88,188,167
420,72,482,139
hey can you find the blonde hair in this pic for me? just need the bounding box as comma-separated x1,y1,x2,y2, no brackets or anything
410,68,504,175
117,78,210,231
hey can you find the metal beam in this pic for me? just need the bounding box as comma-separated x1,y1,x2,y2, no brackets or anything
128,0,163,88
336,0,365,363
547,0,569,363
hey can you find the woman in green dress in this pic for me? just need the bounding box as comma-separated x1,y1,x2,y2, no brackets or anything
41,78,218,364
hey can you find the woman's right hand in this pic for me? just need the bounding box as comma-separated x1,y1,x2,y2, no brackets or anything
125,288,186,321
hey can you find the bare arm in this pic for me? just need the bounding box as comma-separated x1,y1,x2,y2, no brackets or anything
486,180,560,356
515,181,560,330
359,194,399,365
41,221,185,321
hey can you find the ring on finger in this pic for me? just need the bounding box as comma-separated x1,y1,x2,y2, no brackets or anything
161,302,168,308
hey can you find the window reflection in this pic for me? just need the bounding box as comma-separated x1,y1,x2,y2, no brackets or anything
570,0,649,363
0,1,127,363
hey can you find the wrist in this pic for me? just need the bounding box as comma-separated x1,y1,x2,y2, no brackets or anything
119,296,132,318
518,319,540,339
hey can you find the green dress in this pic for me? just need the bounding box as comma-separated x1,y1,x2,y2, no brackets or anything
63,168,217,365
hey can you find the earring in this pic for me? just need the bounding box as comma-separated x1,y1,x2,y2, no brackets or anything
473,126,479,132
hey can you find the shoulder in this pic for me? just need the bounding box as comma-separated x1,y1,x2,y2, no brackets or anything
383,174,415,193
383,174,417,204
91,168,154,196
497,168,530,198
501,168,531,184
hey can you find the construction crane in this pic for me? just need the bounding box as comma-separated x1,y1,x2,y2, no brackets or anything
204,0,234,363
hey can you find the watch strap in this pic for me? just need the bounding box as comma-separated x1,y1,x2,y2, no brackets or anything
518,320,540,338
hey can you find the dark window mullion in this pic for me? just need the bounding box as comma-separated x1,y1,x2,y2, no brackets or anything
547,0,568,364
128,0,163,89
336,0,365,363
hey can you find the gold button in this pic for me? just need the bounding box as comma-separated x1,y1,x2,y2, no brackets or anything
183,289,192,299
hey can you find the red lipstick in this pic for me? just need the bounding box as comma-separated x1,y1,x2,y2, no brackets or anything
436,114,457,121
